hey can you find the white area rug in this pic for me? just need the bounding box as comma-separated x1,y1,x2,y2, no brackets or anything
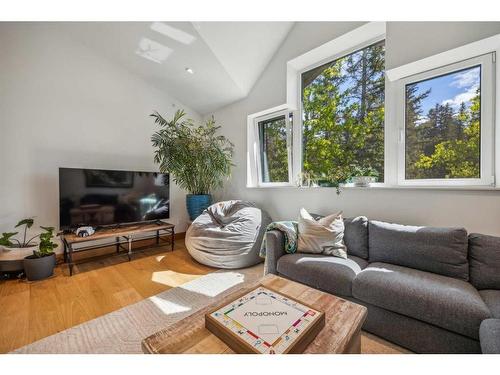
13,266,263,354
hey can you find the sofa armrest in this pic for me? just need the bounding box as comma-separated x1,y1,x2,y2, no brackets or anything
480,319,500,354
264,230,286,275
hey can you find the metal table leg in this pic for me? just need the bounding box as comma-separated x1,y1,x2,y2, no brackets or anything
171,228,175,252
127,236,132,261
63,239,68,263
68,243,74,276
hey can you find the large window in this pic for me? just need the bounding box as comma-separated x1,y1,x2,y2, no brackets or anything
301,41,385,182
405,66,481,179
247,23,499,189
398,54,494,186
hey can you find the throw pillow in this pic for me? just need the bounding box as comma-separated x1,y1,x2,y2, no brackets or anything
297,208,347,258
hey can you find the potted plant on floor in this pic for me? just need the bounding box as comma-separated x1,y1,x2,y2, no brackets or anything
0,218,40,273
151,109,234,220
23,226,58,281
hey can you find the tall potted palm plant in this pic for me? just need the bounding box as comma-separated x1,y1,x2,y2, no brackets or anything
151,109,234,220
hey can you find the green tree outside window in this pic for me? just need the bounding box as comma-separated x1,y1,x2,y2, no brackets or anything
301,41,385,183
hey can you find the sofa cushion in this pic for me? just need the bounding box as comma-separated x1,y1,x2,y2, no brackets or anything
369,220,469,280
311,214,369,259
352,262,491,339
277,253,368,297
344,216,369,259
480,319,500,354
298,209,347,258
480,290,500,319
469,233,500,290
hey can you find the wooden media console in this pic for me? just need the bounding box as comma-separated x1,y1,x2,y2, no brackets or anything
60,222,175,276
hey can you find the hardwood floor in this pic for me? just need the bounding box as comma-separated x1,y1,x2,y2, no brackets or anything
0,239,409,354
0,239,214,353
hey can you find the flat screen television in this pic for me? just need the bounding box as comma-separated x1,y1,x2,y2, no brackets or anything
59,167,170,229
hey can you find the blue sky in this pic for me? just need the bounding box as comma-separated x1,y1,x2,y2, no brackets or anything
411,65,481,121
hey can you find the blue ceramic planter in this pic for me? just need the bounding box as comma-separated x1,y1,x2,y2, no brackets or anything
186,194,212,220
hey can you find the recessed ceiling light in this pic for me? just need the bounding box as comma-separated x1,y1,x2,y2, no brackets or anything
150,22,196,45
185,67,194,74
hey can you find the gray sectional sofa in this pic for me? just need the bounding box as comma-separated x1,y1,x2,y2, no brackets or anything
264,217,500,353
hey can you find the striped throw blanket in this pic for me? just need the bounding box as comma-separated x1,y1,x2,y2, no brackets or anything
259,221,298,258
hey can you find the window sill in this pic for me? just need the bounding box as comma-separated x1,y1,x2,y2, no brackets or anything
246,183,500,191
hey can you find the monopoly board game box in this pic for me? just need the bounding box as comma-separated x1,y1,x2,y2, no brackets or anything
205,286,325,354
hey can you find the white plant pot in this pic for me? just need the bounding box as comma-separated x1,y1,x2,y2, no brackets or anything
352,176,376,187
0,245,38,261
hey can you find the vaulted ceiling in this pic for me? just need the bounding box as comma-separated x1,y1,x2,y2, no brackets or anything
64,22,294,114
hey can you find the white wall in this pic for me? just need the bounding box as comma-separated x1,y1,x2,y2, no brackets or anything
0,23,201,246
210,21,500,236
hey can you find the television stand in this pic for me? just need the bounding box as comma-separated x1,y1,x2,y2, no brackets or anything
60,222,175,276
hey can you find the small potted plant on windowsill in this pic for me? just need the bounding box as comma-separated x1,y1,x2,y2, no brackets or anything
317,172,336,188
327,168,355,194
351,166,379,187
23,226,58,281
305,168,353,194
298,172,316,188
0,218,39,273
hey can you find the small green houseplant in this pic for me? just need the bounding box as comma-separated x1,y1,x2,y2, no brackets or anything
324,168,355,194
0,219,58,280
0,218,39,249
351,166,379,187
151,109,234,220
23,226,58,281
302,167,353,195
0,218,40,274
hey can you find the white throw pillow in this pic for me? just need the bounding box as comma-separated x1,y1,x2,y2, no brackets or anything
297,208,347,258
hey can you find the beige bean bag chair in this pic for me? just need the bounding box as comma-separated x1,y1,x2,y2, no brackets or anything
185,200,272,269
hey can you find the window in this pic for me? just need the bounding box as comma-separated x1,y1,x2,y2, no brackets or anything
249,110,293,186
258,114,291,183
247,23,499,189
301,40,385,183
397,54,494,186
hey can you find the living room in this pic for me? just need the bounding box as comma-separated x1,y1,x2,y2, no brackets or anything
1,0,499,373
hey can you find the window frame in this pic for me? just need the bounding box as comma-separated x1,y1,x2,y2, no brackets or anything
395,53,495,187
298,38,387,186
247,24,500,190
252,109,294,187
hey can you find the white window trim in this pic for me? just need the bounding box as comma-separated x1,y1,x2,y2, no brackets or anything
386,34,500,188
247,105,295,188
386,33,500,81
286,22,386,110
394,54,494,187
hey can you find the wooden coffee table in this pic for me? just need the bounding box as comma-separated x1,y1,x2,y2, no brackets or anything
142,274,367,354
